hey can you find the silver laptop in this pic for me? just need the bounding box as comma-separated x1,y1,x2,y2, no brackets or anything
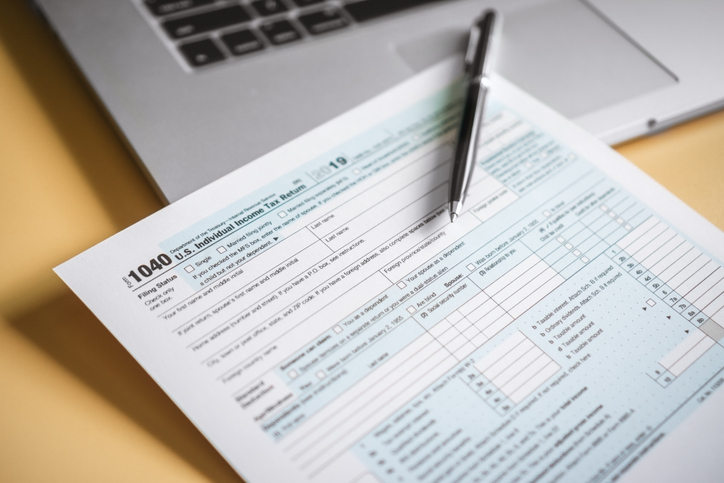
30,0,724,203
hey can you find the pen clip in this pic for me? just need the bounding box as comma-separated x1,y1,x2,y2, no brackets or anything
464,24,481,74
464,10,500,79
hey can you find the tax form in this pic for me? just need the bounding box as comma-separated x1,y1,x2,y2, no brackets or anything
56,59,724,483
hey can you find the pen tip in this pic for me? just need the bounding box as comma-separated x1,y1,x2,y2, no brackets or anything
450,212,458,223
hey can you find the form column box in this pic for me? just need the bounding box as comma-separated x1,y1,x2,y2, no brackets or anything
612,250,630,266
657,371,675,387
649,239,692,276
624,220,669,257
659,247,702,285
700,319,724,342
621,258,640,273
474,331,560,405
637,270,656,285
671,259,718,297
633,227,677,264
605,246,621,259
583,239,609,259
541,244,568,266
568,226,596,247
645,362,667,381
559,257,589,280
654,284,677,304
640,233,684,271
659,329,716,377
458,292,492,317
683,269,724,309
698,280,724,317
616,216,659,250
687,310,707,325
663,291,683,307
645,276,664,292
496,400,514,415
603,225,629,246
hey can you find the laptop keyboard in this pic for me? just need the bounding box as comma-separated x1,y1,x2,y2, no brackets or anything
140,0,446,70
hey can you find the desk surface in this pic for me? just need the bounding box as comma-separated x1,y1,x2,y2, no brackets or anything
0,0,722,481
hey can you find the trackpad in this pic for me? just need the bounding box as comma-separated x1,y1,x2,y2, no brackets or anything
395,0,676,119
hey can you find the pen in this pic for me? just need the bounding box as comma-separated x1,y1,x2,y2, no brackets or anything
449,10,501,223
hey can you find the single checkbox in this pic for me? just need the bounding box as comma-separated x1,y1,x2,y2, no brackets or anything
625,224,632,230
316,370,326,379
278,211,287,218
616,217,624,224
397,281,406,289
565,243,573,250
184,265,195,273
609,211,617,218
467,263,476,271
217,246,227,254
647,299,656,307
407,306,417,314
288,369,298,379
601,205,609,212
353,169,361,175
557,237,565,243
333,325,343,334
581,256,589,263
573,250,581,256
543,210,551,217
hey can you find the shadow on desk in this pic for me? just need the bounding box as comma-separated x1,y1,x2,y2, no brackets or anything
0,0,163,228
7,291,244,483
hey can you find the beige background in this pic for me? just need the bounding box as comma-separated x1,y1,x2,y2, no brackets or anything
0,0,722,480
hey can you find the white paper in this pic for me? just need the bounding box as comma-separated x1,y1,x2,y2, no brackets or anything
56,59,724,483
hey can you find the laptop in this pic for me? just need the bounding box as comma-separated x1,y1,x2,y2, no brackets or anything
29,0,724,203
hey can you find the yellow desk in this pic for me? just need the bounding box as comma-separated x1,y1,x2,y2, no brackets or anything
0,0,722,480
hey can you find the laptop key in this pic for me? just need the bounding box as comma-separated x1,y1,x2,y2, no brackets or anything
221,29,265,56
344,0,443,23
144,0,215,17
179,38,226,66
298,9,350,35
163,5,251,39
251,0,288,17
291,0,326,6
259,20,302,45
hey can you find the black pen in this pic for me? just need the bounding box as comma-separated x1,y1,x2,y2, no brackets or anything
449,10,501,223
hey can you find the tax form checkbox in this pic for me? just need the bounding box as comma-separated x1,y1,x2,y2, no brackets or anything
184,265,195,273
467,264,476,271
573,250,581,256
647,299,657,307
407,306,417,314
216,246,227,254
543,210,551,217
333,325,343,334
316,370,326,379
278,211,287,218
557,237,565,243
288,369,298,379
397,281,406,289
565,243,573,250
